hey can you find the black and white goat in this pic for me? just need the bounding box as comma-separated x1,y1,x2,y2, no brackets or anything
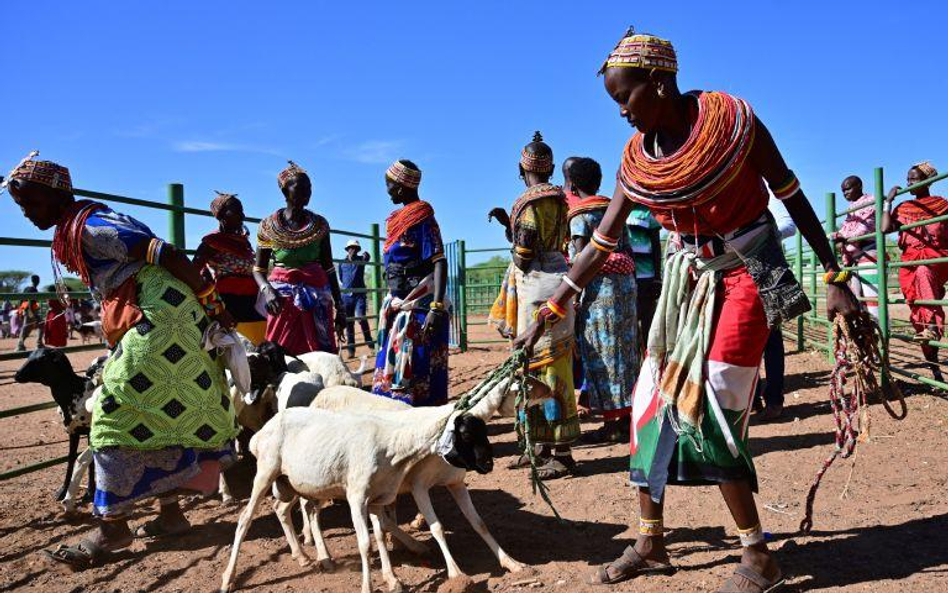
14,348,106,512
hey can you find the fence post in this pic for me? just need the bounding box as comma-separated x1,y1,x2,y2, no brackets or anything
795,229,804,352
458,240,468,352
167,183,185,249
873,167,890,349
825,192,837,359
370,223,382,318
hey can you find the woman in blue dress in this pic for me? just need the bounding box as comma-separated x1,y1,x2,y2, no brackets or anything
372,159,449,406
566,157,639,444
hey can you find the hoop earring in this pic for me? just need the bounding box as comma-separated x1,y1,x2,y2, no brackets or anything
657,85,667,99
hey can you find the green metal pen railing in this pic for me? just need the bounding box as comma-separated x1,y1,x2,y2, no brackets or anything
784,165,948,390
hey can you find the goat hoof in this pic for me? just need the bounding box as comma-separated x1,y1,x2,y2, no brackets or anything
504,560,529,573
297,555,312,568
220,496,237,507
54,487,68,502
387,580,404,593
409,514,426,531
302,536,314,546
317,558,337,573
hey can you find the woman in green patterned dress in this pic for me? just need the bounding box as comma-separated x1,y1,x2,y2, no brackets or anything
4,154,238,569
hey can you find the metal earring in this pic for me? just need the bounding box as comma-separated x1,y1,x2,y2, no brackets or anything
657,85,667,99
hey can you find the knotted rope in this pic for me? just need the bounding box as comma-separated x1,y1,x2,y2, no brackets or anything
799,312,907,533
452,349,561,519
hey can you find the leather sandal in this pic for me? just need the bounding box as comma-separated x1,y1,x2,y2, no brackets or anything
586,545,675,585
716,565,784,593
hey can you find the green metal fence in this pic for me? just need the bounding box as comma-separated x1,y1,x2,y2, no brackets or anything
784,166,948,390
0,182,387,482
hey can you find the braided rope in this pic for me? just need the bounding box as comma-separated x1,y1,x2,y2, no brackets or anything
799,312,907,533
452,348,561,520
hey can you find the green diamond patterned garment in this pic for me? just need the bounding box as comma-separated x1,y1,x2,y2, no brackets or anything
91,264,239,450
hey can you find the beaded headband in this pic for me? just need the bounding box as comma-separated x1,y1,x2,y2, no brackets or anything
0,150,72,195
913,161,939,180
520,131,554,174
600,27,678,75
385,160,422,189
210,190,239,217
277,160,308,189
520,149,554,174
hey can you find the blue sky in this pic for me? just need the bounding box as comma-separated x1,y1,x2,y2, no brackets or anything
2,0,946,279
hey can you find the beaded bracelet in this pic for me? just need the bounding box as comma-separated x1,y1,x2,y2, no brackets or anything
545,298,567,319
196,284,225,317
429,301,446,311
145,238,166,265
591,230,618,253
823,270,852,284
737,523,765,547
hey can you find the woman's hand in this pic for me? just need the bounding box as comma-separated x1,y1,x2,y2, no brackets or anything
513,320,545,357
886,186,901,206
212,308,236,330
487,207,510,227
421,310,444,343
261,285,282,315
826,282,860,320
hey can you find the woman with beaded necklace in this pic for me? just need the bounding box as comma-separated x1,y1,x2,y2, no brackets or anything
372,159,449,406
488,132,579,480
194,192,266,345
516,30,858,591
254,161,345,355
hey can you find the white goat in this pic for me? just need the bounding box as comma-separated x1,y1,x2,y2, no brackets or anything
291,350,368,387
295,384,529,578
220,373,544,593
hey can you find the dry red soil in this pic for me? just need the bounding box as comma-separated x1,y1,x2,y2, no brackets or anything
1,325,946,593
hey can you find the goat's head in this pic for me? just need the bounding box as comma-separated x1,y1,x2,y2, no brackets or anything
443,414,493,474
497,374,553,417
15,347,82,425
246,341,288,404
15,347,75,388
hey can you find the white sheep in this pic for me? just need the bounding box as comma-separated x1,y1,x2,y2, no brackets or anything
293,384,529,578
220,372,546,593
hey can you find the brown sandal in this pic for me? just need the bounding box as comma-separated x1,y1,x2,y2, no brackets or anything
716,565,784,593
586,545,675,585
45,539,108,570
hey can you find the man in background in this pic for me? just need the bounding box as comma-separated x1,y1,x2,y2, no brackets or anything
339,240,375,359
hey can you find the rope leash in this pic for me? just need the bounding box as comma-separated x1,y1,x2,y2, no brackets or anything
452,349,561,520
799,312,907,533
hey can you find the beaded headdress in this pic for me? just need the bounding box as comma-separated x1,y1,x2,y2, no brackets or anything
385,160,422,189
277,160,308,189
0,150,73,195
210,190,239,217
913,161,939,180
520,131,554,174
599,27,678,75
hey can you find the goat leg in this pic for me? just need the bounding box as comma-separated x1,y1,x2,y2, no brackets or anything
412,485,464,579
63,447,94,514
57,433,80,501
84,455,95,503
272,497,312,567
370,506,403,593
447,482,526,573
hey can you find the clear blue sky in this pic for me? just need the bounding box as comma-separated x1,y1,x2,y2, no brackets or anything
2,0,946,280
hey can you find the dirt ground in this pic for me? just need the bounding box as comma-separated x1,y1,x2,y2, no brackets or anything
1,323,947,593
